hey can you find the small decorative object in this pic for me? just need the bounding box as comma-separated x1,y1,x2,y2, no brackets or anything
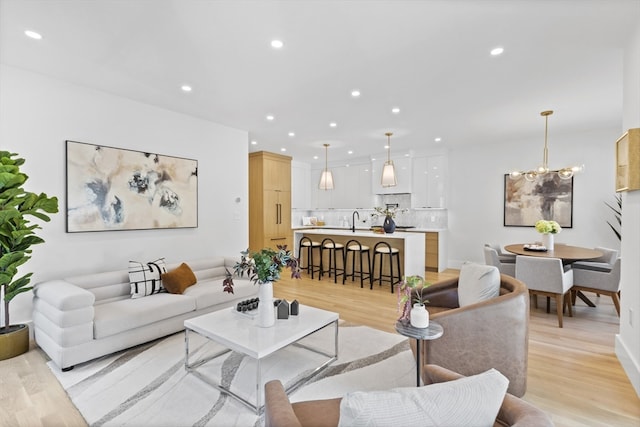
224,245,301,328
290,299,300,315
0,151,59,360
371,206,407,234
397,275,431,328
276,299,290,319
383,216,396,234
535,219,561,251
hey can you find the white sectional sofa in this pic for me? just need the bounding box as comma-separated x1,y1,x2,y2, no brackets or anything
32,257,257,370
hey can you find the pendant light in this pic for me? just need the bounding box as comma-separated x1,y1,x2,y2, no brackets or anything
381,132,397,187
509,110,583,181
318,143,334,190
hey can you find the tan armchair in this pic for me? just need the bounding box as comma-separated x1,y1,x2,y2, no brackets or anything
263,365,553,427
412,273,529,397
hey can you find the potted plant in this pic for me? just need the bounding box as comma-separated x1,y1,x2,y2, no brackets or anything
534,219,561,250
371,206,407,234
0,151,58,360
397,275,431,328
223,245,300,327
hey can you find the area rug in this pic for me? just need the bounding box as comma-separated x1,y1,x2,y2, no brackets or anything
47,323,416,427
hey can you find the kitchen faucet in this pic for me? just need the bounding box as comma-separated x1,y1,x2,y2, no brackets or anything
352,210,360,233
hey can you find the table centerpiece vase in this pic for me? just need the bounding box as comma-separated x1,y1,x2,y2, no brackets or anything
258,281,275,327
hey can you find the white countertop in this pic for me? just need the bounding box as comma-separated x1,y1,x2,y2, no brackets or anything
292,226,447,232
295,228,423,239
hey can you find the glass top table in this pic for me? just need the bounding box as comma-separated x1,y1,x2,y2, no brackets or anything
395,320,443,386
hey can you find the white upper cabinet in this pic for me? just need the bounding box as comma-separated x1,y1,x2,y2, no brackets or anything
291,161,311,209
411,155,447,208
372,156,412,194
310,161,373,209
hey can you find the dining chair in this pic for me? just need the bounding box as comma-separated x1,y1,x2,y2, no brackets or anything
572,247,618,272
485,243,517,263
484,246,516,277
515,255,573,328
572,258,622,316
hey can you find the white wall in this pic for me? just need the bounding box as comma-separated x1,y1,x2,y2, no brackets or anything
0,65,249,326
447,127,621,267
616,23,640,397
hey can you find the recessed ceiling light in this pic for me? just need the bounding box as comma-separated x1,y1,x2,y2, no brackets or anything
346,164,350,168
490,47,504,56
351,90,361,97
288,132,295,137
266,115,275,121
280,148,287,152
384,145,389,149
348,150,353,154
404,153,410,157
391,107,400,114
371,158,376,161
251,140,257,145
329,122,337,128
24,30,42,40
181,85,192,92
434,137,442,142
313,155,319,160
271,40,284,49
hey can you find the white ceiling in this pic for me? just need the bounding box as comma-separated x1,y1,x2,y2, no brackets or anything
1,0,638,166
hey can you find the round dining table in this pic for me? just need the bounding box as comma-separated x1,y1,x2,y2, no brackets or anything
504,243,603,307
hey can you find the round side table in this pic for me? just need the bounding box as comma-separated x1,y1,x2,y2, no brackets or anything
395,320,444,386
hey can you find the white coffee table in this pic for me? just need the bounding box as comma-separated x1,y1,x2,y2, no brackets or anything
184,304,339,414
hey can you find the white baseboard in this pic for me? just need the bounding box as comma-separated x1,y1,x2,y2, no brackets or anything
615,334,640,398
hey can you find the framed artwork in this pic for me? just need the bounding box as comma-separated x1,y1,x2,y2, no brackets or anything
66,140,198,232
503,173,573,228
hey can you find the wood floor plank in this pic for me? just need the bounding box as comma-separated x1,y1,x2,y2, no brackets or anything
0,269,637,427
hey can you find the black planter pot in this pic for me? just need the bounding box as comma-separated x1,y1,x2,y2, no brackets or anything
383,216,396,233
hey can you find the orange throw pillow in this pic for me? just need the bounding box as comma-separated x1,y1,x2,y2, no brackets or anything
161,263,197,294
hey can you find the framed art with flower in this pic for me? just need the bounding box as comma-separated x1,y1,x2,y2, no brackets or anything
503,173,573,228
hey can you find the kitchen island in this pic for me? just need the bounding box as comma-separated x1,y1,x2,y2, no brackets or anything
293,229,425,277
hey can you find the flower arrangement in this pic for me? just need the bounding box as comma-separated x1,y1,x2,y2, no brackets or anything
223,245,300,294
397,275,431,323
371,206,407,219
535,219,562,235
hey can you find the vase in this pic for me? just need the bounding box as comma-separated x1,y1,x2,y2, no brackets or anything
542,233,555,251
257,281,275,327
383,216,396,234
410,303,429,328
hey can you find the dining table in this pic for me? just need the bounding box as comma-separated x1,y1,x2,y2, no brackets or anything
504,243,603,307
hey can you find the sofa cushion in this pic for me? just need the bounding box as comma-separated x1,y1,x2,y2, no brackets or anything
129,258,167,298
338,368,508,427
162,263,197,294
458,263,500,307
182,277,256,310
93,293,196,339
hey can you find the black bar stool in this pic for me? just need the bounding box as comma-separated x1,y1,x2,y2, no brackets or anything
320,238,346,283
343,239,372,288
371,241,402,293
298,236,321,279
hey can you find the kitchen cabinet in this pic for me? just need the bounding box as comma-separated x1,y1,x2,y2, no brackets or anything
372,156,412,194
249,151,292,251
425,232,439,271
291,161,311,209
615,128,640,192
310,162,373,208
412,155,446,208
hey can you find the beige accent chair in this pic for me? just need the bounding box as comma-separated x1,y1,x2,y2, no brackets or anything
411,273,529,397
484,246,516,277
516,255,573,328
263,365,554,427
572,258,622,316
486,243,517,262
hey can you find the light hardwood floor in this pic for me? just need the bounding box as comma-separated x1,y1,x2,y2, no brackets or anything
1,269,638,427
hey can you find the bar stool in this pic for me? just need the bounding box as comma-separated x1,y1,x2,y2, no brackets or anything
343,239,372,288
320,238,346,283
371,241,402,293
298,236,321,279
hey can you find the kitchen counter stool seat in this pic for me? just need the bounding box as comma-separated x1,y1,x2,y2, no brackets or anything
343,239,372,288
298,236,321,279
372,241,402,293
320,238,346,283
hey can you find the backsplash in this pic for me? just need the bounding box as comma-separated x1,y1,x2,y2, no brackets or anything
292,207,447,230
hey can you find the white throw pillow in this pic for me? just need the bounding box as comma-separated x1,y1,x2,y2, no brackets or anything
338,368,509,427
458,262,500,307
129,258,167,298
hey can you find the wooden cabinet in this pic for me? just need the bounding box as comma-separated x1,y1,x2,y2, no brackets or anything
249,152,292,252
616,128,640,192
425,232,439,272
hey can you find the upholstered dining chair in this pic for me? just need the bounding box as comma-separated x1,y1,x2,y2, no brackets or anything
484,246,516,277
572,258,622,316
485,243,517,263
515,255,573,328
572,246,618,272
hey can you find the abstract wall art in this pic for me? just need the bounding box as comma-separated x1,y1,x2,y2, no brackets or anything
66,140,198,232
503,173,573,228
